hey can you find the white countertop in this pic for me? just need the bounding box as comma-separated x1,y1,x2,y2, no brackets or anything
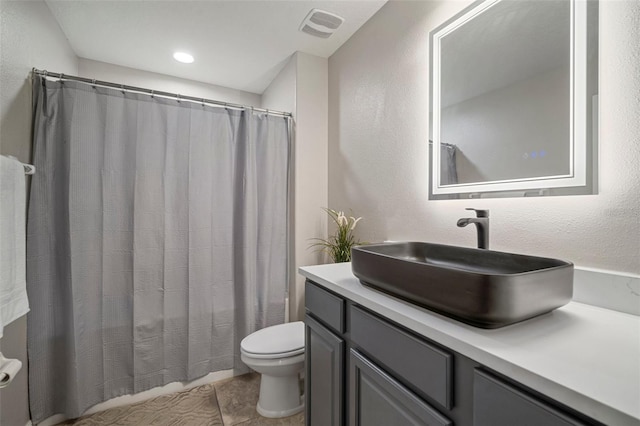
299,262,640,426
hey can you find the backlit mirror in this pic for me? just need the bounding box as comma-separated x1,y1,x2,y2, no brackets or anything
429,0,598,199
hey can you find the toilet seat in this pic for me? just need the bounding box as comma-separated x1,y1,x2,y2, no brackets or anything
242,347,304,359
240,321,304,359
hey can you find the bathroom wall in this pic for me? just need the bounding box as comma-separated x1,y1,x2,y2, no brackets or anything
0,1,78,161
328,1,640,274
262,55,298,321
442,66,570,184
263,52,329,321
0,1,78,425
293,53,329,320
78,59,261,107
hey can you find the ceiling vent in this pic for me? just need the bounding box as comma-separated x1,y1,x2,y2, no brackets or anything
299,9,344,39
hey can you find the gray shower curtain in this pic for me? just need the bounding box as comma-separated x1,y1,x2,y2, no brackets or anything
26,75,290,422
440,144,458,185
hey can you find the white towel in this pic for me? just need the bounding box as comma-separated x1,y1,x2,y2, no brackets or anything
0,156,30,338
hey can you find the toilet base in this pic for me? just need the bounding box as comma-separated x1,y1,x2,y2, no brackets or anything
256,373,304,418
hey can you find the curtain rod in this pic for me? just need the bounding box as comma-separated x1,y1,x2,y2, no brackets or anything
32,68,292,118
429,140,457,149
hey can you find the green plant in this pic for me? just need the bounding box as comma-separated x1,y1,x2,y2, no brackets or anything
310,208,363,263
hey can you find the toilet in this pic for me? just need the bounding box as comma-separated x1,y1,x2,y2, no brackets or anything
240,321,305,418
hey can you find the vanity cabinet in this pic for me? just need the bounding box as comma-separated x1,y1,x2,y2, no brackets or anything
473,369,590,426
350,349,452,426
305,281,346,426
350,305,453,410
304,279,601,426
305,314,344,426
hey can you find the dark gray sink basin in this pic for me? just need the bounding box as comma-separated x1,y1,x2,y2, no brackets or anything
351,242,573,328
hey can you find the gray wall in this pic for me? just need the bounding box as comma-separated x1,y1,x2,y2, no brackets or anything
442,66,570,184
78,58,262,107
0,1,78,425
328,0,640,274
263,52,329,322
262,55,298,323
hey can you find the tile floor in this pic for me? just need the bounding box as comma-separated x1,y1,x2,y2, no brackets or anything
58,373,304,426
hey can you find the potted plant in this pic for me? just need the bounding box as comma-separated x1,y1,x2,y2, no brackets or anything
310,208,363,263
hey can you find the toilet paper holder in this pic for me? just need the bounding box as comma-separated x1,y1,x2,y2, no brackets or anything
0,351,22,389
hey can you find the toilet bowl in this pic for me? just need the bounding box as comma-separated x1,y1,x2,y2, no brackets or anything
240,321,305,418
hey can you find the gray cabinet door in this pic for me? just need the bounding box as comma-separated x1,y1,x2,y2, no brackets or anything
349,349,452,426
305,314,344,426
474,369,589,426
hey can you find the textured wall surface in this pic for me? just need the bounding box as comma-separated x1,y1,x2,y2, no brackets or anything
263,53,329,321
0,2,78,425
329,0,640,274
78,59,262,107
293,53,329,320
442,67,570,183
262,55,298,321
0,0,78,161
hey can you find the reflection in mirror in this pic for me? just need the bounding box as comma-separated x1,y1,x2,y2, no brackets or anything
429,0,598,199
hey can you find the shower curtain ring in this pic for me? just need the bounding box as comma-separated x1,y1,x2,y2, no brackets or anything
201,98,205,107
91,79,96,89
59,73,65,84
177,94,181,103
151,90,154,98
120,84,125,94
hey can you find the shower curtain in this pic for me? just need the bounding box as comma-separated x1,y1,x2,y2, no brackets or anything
440,144,458,185
26,75,290,422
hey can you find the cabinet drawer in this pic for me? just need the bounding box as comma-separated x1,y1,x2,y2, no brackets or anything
350,349,451,426
305,280,345,334
350,306,453,409
474,369,589,426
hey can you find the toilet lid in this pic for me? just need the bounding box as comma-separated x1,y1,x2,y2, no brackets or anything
241,321,305,356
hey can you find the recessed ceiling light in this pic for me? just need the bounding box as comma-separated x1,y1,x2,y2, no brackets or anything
173,52,194,64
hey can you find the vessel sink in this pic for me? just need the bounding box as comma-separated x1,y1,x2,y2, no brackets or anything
351,242,573,328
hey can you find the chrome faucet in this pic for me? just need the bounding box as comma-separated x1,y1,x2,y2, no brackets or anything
457,208,490,249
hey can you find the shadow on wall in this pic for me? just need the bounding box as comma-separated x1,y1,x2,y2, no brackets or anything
0,78,32,161
338,154,390,244
327,76,389,247
455,149,486,185
247,56,294,98
0,77,32,426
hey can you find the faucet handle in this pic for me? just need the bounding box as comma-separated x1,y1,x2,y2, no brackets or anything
465,208,489,218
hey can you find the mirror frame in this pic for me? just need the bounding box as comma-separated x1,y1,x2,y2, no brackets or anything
429,0,598,199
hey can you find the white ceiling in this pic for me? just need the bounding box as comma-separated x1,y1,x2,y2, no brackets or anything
46,0,387,94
